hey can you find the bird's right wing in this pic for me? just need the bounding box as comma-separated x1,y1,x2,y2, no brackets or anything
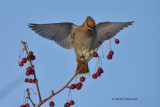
28,23,78,49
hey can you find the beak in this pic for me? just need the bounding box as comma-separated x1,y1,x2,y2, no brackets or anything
89,27,94,31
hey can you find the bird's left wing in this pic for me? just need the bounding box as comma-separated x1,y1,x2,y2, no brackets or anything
28,23,77,49
96,21,134,46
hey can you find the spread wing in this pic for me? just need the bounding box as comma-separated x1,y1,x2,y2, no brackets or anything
96,21,134,44
28,23,77,49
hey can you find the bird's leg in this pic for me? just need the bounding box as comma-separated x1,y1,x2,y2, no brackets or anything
80,54,86,65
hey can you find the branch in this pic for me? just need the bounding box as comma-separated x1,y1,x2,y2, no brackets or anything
36,32,109,107
21,32,109,107
21,41,42,102
26,88,36,107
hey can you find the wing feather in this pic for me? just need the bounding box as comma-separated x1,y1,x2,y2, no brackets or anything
28,23,77,49
96,21,134,44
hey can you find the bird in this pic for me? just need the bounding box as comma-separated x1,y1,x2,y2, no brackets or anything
28,16,134,75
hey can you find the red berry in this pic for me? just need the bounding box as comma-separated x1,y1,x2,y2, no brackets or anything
93,52,98,57
31,55,35,60
30,70,35,75
97,67,103,73
49,101,55,106
77,82,83,87
28,79,32,83
29,51,33,56
25,103,30,107
64,102,70,107
115,39,120,44
109,50,114,55
22,58,27,63
107,54,112,59
76,85,81,90
96,72,101,77
80,76,85,82
92,74,97,79
70,100,74,105
26,71,30,76
27,67,32,72
32,79,36,83
25,78,29,83
20,105,25,107
19,62,23,67
70,84,76,89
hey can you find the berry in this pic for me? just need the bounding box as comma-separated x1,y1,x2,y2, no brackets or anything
30,70,35,75
96,72,101,77
76,85,81,90
31,55,35,60
115,39,120,44
93,52,98,57
70,84,76,89
32,79,36,83
70,100,74,105
28,79,32,83
107,54,112,59
97,67,103,73
109,50,114,56
19,62,23,67
29,51,33,56
92,74,97,79
64,102,70,107
20,105,25,107
25,78,29,83
80,76,85,82
49,101,55,106
27,67,32,72
22,58,27,63
26,71,30,76
77,82,83,87
25,103,30,107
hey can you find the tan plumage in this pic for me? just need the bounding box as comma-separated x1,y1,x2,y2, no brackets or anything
29,16,134,74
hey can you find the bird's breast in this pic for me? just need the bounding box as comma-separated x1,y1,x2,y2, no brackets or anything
74,31,96,61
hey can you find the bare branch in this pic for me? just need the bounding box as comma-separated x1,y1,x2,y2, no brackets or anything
26,88,36,107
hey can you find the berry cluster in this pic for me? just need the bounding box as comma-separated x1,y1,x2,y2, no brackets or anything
64,100,75,107
20,103,30,107
92,67,103,79
70,82,83,90
107,50,114,59
19,49,37,106
107,38,120,60
19,51,35,67
25,78,37,83
26,67,35,76
66,76,86,106
18,50,37,84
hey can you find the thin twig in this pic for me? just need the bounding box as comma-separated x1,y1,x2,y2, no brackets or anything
27,88,36,107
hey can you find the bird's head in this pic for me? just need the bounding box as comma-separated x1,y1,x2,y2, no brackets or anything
83,16,95,31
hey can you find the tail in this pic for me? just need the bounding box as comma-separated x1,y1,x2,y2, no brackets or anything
76,58,90,75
